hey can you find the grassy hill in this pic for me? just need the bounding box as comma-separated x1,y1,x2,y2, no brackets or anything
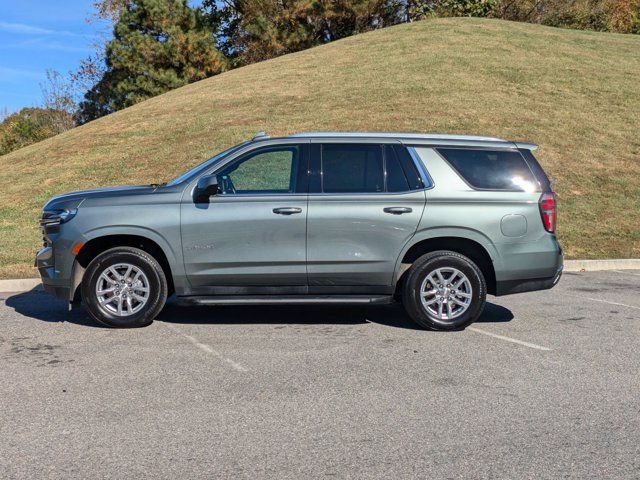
1,18,639,279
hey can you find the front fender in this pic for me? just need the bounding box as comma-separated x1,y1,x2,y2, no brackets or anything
72,225,187,297
82,225,180,267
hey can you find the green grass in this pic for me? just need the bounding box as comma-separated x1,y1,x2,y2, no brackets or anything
1,18,639,278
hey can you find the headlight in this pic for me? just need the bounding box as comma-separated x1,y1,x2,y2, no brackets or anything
40,208,78,230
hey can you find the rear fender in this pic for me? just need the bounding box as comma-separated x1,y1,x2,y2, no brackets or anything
393,227,501,286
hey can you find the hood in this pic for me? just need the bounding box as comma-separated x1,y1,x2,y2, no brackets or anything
43,185,160,211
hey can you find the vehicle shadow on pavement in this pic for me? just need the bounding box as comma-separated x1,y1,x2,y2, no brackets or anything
4,287,103,328
364,301,514,330
157,299,514,330
4,289,513,330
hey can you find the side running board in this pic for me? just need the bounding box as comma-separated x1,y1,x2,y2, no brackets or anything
177,295,394,306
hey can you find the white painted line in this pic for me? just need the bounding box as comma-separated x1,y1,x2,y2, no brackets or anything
573,296,640,311
468,327,552,351
164,323,248,372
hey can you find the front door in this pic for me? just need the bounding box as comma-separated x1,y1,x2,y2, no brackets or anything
181,143,309,293
306,143,425,289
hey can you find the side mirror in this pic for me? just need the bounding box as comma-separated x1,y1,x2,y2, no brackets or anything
195,174,219,202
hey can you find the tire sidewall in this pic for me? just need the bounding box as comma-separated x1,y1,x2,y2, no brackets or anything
82,248,167,328
403,251,486,330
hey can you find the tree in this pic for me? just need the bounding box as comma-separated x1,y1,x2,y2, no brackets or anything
201,0,404,65
0,71,77,156
493,0,640,33
40,70,77,134
0,108,74,156
200,0,244,59
92,0,130,22
77,0,227,123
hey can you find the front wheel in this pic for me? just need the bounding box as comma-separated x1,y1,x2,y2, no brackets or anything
82,247,168,328
402,250,486,330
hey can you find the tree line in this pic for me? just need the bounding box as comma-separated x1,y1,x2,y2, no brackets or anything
1,0,639,155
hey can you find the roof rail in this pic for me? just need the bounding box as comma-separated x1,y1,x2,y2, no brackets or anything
288,132,507,142
252,131,269,141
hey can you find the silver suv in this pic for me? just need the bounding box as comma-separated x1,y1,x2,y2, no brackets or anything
36,132,562,330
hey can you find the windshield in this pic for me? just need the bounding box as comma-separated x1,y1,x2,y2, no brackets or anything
166,142,250,186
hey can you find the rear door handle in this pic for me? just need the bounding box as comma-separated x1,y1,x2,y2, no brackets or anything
273,207,303,215
383,207,413,215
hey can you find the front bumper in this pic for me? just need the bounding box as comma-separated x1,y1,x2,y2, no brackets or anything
35,246,72,300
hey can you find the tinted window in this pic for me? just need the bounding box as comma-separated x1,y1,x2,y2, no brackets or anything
385,145,411,192
390,145,425,190
218,146,299,194
322,144,384,193
437,148,538,191
519,149,552,192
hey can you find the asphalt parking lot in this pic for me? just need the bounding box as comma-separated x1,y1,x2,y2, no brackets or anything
1,270,639,479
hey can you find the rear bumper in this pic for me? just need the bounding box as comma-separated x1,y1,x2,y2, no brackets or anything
495,256,563,296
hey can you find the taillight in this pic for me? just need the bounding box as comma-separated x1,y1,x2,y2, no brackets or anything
539,192,556,233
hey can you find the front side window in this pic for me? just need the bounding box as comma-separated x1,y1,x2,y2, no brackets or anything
217,146,300,194
166,142,249,186
436,148,538,192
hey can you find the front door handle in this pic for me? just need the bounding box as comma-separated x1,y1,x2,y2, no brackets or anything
273,207,303,215
383,207,413,215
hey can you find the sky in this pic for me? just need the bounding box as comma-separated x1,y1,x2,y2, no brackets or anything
0,1,112,114
0,0,202,115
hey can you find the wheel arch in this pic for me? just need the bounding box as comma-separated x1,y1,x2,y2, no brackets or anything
71,233,175,301
394,231,498,296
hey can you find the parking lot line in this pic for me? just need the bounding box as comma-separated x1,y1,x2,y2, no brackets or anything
468,326,552,351
163,323,248,372
572,296,640,311
612,270,640,276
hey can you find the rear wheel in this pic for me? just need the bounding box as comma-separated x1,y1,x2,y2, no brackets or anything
402,250,486,330
82,247,168,328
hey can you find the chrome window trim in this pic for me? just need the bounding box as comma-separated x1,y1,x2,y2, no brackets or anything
307,190,426,198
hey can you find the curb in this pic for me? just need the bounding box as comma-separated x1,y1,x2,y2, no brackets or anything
0,278,42,293
563,259,640,272
1,259,639,293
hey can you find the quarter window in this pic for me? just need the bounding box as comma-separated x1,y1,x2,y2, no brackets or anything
436,148,538,192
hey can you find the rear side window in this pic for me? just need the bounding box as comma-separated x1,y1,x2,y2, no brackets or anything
436,148,538,192
321,144,384,193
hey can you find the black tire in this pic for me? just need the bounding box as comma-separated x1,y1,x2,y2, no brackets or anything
82,247,168,328
402,250,486,330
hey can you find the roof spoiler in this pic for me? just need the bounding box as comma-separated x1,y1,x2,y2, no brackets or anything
514,142,538,151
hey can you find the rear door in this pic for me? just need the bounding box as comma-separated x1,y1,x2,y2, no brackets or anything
181,142,309,292
306,142,426,290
